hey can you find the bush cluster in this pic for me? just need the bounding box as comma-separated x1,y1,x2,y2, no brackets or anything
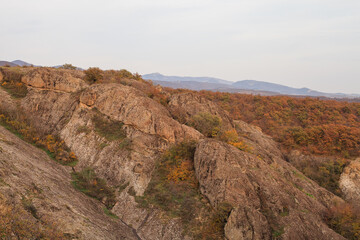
0,193,65,239
91,109,127,142
71,168,116,209
0,68,27,98
135,141,232,239
189,112,222,137
84,67,142,84
324,203,360,240
0,111,78,165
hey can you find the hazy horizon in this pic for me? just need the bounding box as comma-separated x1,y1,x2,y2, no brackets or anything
1,0,359,94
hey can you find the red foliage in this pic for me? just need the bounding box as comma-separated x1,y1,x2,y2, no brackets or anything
198,91,360,157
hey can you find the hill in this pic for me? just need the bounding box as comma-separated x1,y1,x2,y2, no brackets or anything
0,61,18,67
1,66,360,239
144,73,360,98
11,60,33,66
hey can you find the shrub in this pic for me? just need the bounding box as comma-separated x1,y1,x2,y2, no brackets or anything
71,168,116,209
0,68,27,98
189,112,222,137
0,110,78,166
92,109,126,141
290,157,348,196
218,129,253,153
135,141,231,239
61,64,77,70
324,203,360,240
0,193,65,239
84,67,103,84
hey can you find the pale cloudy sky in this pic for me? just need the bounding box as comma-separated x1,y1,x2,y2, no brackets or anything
1,0,359,93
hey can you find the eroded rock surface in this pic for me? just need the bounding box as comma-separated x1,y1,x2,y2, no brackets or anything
0,67,351,239
21,68,87,93
340,158,360,205
0,126,139,240
169,92,234,130
194,139,344,240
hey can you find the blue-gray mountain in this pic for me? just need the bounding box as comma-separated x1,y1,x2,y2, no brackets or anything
143,73,360,98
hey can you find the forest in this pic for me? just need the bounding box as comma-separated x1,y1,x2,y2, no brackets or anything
197,91,360,158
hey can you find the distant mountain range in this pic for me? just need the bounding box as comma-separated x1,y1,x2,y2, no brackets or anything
0,60,81,69
1,61,358,98
143,73,360,99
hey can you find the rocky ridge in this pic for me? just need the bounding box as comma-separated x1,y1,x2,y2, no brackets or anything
0,67,349,239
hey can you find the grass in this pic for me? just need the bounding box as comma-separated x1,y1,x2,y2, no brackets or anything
99,142,109,149
77,125,91,135
117,181,129,193
21,197,39,220
0,68,27,98
92,109,126,142
1,82,28,98
118,138,132,150
305,192,315,199
280,207,289,217
71,168,116,209
272,227,285,239
103,207,119,219
0,112,78,166
134,141,233,239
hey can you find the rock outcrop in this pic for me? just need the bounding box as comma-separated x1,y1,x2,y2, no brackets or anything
0,67,351,239
0,126,139,240
194,139,344,240
168,92,234,130
339,158,360,205
21,68,87,93
8,68,203,239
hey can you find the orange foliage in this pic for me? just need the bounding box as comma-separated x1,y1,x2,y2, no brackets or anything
324,203,360,239
198,91,360,157
0,113,77,165
0,194,65,239
219,129,253,153
167,160,193,183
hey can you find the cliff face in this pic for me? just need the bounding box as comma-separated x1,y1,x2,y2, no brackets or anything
195,139,343,240
340,159,360,206
0,67,347,239
0,126,139,240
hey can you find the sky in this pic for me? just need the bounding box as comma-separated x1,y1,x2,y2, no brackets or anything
1,0,359,94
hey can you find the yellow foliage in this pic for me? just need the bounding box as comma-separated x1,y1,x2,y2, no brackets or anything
0,112,78,165
220,129,253,153
167,160,193,183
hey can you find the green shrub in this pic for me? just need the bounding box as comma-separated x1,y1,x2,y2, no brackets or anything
0,111,78,166
0,68,27,98
324,203,360,240
60,64,77,70
103,207,119,219
91,110,126,142
84,67,103,84
189,112,222,137
135,141,231,239
71,168,116,209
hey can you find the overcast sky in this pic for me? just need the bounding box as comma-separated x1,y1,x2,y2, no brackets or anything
1,0,359,94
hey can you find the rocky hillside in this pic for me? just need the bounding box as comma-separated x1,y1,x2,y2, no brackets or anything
0,66,356,239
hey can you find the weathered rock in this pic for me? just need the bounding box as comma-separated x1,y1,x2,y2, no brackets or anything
21,89,79,133
339,158,360,205
168,92,234,130
194,139,344,240
235,120,284,162
112,193,188,240
0,126,139,240
80,84,202,143
21,68,87,93
1,67,352,239
0,87,17,113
